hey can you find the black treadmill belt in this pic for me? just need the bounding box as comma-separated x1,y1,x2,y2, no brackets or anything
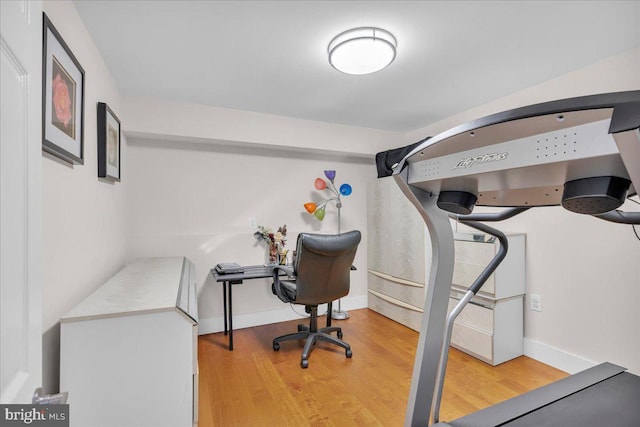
450,363,640,427
502,372,640,427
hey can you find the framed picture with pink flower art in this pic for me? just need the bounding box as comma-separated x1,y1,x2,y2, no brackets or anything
42,13,85,164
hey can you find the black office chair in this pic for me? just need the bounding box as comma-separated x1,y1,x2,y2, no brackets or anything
271,230,361,368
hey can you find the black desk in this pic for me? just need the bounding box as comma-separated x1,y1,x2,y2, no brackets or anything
211,265,277,351
211,264,334,351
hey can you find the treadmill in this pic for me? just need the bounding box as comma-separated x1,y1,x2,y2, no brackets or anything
375,91,640,427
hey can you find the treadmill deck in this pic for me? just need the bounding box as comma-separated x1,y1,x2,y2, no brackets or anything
450,363,640,427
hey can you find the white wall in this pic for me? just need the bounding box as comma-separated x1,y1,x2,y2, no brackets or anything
124,96,402,157
121,84,407,334
125,138,371,334
487,203,640,375
42,1,127,393
406,48,640,140
411,48,640,374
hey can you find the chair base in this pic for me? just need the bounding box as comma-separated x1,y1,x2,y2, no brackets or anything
272,307,352,368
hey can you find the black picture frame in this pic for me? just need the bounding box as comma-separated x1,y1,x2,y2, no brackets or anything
97,102,121,182
42,12,85,164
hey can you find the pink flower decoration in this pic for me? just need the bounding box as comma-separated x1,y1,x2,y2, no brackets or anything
314,178,327,190
52,73,72,127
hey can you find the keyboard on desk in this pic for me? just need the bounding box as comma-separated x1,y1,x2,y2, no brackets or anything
215,263,244,274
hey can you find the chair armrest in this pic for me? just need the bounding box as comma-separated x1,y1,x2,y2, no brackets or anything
273,265,295,278
272,265,296,303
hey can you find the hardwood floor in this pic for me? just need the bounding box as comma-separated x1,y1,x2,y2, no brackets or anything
198,308,567,426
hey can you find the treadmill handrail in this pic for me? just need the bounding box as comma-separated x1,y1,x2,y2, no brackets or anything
450,207,530,224
432,215,522,424
595,209,640,225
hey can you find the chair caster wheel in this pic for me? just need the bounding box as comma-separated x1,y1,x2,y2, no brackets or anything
297,324,305,332
273,342,280,351
337,331,343,339
346,349,352,358
301,359,309,369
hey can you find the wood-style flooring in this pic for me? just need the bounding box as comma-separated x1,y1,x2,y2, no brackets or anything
198,308,567,426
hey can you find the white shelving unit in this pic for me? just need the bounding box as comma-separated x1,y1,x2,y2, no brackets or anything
60,257,199,427
448,233,526,365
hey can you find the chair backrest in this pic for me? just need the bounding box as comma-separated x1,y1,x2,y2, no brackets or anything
293,230,361,305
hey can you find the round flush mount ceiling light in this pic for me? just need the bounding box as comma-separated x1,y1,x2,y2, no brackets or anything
328,27,397,75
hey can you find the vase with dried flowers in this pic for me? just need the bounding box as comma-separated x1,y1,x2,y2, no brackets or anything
254,224,287,264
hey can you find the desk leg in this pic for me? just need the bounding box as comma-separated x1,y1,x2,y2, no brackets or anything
228,281,233,351
223,281,228,336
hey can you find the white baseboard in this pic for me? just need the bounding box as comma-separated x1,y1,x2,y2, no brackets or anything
524,338,597,374
198,295,368,335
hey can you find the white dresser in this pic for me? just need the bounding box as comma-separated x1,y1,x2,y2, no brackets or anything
60,257,198,427
367,178,525,365
448,233,526,365
367,176,427,331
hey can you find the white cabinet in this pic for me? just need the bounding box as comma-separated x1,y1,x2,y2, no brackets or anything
367,270,425,331
367,177,526,365
367,176,427,329
60,257,198,427
448,233,526,365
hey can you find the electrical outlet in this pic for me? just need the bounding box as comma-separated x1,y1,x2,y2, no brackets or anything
530,294,542,312
249,217,257,228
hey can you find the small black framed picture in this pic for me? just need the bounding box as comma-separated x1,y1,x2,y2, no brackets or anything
42,13,85,164
97,102,121,181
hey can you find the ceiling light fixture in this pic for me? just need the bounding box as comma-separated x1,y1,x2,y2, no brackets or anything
328,27,397,75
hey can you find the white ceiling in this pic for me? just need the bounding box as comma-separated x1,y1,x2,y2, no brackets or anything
73,1,640,133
